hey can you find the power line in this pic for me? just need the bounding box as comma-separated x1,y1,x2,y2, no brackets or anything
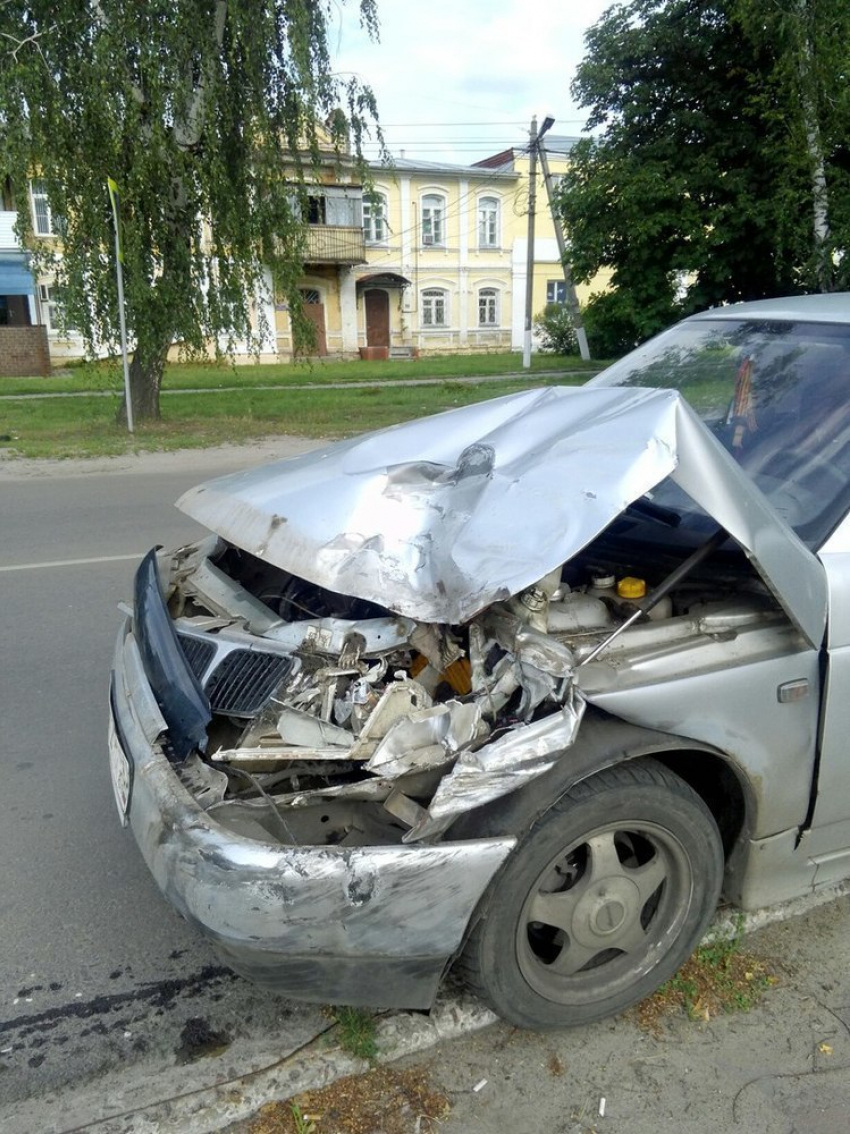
375,121,525,128
363,138,533,144
375,119,587,128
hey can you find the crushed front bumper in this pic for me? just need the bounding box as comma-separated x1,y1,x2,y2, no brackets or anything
109,617,515,1008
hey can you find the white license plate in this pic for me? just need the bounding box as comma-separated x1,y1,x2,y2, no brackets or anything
108,713,132,826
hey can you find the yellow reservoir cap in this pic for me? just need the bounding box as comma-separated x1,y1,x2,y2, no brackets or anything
617,576,647,599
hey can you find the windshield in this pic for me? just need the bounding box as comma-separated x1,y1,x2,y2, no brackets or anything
592,318,850,547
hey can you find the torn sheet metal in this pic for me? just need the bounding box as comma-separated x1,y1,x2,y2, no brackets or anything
350,679,434,752
407,693,587,841
277,707,353,748
365,700,483,778
176,387,826,646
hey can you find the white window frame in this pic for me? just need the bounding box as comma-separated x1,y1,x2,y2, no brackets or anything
421,288,448,328
478,287,499,327
421,193,446,247
477,196,499,248
546,279,567,305
363,192,388,244
39,283,77,334
31,180,57,237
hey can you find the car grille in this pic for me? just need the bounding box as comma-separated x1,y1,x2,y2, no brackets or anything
178,634,217,682
177,632,293,717
205,650,293,716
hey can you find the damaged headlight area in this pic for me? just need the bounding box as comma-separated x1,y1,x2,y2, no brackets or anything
139,509,785,852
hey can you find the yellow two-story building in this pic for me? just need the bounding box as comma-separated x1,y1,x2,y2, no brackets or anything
272,134,594,360
1,135,594,372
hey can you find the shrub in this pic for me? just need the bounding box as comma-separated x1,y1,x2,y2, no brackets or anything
534,302,580,355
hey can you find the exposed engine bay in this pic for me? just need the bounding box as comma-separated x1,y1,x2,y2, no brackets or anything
159,504,794,851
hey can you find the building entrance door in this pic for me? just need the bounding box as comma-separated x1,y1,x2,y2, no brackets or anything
300,289,327,355
365,289,390,348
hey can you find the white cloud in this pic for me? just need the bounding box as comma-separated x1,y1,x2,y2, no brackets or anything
330,0,612,163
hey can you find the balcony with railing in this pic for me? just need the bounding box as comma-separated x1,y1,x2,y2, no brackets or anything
304,224,366,265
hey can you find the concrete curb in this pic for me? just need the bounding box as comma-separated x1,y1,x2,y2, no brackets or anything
69,996,497,1134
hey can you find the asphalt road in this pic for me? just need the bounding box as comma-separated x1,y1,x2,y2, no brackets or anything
0,442,325,1113
5,443,850,1134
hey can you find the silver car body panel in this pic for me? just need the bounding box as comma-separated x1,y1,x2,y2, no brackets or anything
807,549,850,855
176,387,826,647
110,619,516,1006
579,629,820,837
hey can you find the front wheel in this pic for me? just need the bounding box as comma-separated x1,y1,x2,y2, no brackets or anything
457,759,724,1030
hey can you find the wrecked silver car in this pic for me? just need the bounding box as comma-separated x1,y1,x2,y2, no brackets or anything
110,293,850,1029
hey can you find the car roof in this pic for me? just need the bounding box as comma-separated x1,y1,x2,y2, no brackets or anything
689,293,850,324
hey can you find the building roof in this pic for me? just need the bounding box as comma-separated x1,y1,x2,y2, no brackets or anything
473,135,581,171
367,135,581,178
370,155,517,179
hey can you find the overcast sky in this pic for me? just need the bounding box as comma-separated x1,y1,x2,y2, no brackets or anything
330,0,613,166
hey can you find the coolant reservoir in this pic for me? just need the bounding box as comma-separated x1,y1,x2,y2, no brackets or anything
547,591,613,633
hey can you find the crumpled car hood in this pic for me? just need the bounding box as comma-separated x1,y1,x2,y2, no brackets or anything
177,386,827,646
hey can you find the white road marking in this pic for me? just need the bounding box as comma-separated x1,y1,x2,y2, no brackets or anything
0,553,141,573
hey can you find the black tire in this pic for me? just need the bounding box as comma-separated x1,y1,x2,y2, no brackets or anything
456,759,724,1030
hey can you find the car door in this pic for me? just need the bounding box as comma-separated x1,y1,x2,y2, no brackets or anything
806,518,850,880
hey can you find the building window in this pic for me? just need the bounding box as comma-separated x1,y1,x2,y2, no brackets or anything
307,195,326,225
31,180,57,236
421,288,448,327
299,288,322,305
363,193,388,243
478,197,499,248
421,194,445,246
478,288,498,326
546,280,567,305
39,283,76,333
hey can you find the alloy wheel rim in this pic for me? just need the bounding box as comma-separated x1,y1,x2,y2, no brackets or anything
516,820,693,1005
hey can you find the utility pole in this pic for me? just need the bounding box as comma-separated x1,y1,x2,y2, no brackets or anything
537,129,591,360
522,116,538,370
107,178,134,433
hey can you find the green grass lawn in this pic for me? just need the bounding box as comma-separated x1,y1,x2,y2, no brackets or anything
0,373,593,459
0,350,604,397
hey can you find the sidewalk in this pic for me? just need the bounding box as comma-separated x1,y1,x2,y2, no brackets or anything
0,368,594,400
400,894,850,1134
6,888,848,1133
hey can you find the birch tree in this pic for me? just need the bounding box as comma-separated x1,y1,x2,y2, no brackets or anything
558,0,850,354
735,0,850,291
0,1,379,421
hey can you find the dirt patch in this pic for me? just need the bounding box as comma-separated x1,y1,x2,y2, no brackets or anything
629,929,779,1032
243,1066,449,1134
174,1016,231,1064
0,436,321,481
